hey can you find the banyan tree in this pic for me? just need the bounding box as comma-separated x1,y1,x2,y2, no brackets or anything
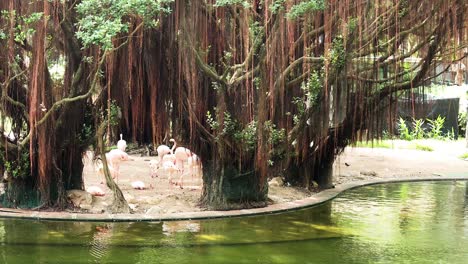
1,0,467,210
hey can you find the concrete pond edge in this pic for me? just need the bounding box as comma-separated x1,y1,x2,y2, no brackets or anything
1,174,467,222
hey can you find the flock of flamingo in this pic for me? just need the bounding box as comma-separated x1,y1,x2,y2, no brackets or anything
87,135,202,196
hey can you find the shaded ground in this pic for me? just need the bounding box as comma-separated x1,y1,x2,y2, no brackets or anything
81,139,468,214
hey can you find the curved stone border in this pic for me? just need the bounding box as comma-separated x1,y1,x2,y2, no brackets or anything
0,175,467,222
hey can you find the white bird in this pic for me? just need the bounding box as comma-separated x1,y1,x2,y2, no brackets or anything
105,149,131,182
149,159,160,178
117,134,127,152
131,181,146,190
163,153,176,163
171,139,197,188
187,154,202,185
162,160,181,187
174,146,192,171
87,186,105,196
156,138,176,164
148,152,177,179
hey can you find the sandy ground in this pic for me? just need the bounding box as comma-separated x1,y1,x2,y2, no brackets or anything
334,139,468,184
81,139,468,214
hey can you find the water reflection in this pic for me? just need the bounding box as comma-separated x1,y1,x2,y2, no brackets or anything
89,224,112,262
0,181,467,263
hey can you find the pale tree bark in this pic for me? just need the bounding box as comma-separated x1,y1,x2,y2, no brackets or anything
466,105,468,148
96,121,131,213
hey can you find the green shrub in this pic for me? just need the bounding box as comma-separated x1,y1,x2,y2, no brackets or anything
397,116,455,141
446,128,456,141
458,112,466,136
382,130,393,140
411,118,425,139
397,117,412,140
426,115,445,139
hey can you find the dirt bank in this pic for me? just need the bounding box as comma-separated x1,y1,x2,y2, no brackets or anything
79,140,468,214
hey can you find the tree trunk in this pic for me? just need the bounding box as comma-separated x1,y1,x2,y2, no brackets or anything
314,157,334,189
201,160,268,210
2,171,39,208
201,84,268,209
96,122,130,214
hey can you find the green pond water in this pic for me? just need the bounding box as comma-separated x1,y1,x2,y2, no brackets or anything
1,180,468,263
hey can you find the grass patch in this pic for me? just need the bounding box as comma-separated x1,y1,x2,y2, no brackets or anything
408,143,434,152
353,140,393,149
459,153,468,160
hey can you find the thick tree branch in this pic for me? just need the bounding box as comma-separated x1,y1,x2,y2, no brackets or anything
274,56,324,90
378,23,443,101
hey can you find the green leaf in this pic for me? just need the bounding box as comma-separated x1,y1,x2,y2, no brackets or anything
75,0,174,50
287,0,326,20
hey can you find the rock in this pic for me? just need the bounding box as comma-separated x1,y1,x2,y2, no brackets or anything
136,196,161,205
124,194,136,203
88,196,109,213
268,177,284,187
79,204,93,210
360,170,377,177
146,206,164,215
311,181,319,188
66,190,93,210
3,171,10,181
